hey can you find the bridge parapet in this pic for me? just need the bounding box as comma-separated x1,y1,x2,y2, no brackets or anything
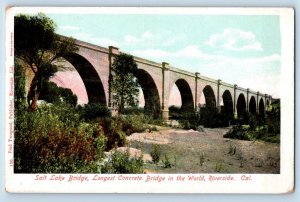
132,55,162,69
75,39,110,54
199,74,218,84
235,85,248,92
219,81,234,88
169,66,195,78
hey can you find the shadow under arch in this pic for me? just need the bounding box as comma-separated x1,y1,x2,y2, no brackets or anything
174,79,194,111
237,93,246,118
134,69,161,118
63,53,106,105
203,85,216,108
222,90,234,120
259,98,265,115
249,96,256,115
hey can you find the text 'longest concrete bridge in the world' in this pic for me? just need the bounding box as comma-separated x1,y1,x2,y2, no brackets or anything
61,36,273,120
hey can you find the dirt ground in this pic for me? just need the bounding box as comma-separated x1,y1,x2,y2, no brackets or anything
125,126,280,174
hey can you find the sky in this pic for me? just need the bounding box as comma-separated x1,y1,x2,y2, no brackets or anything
47,14,281,105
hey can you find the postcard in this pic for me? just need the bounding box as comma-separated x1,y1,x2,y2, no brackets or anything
5,7,294,193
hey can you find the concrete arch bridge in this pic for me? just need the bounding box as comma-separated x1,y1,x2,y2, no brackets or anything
58,36,273,120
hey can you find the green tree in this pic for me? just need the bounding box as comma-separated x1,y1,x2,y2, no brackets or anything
15,13,78,110
39,81,78,107
111,53,140,115
266,99,280,135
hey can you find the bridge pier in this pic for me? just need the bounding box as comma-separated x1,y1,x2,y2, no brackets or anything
162,109,169,120
234,112,238,119
162,62,170,120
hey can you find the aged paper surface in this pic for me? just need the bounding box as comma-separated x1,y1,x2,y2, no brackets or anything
5,7,294,193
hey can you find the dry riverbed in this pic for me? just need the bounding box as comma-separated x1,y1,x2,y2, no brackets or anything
124,126,280,174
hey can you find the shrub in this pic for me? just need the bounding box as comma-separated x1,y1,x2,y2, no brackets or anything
120,115,146,135
223,125,248,140
179,119,192,129
199,107,225,128
248,114,257,130
49,102,81,132
80,102,111,121
150,144,161,164
101,150,144,174
99,115,158,150
14,105,106,173
121,107,144,115
175,106,233,129
199,153,205,166
266,100,280,136
215,162,223,172
162,154,172,168
169,105,182,120
99,118,127,150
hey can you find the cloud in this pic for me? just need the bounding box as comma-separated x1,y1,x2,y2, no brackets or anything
124,30,153,45
132,45,220,61
132,45,280,97
71,32,119,47
205,28,263,52
58,25,80,31
162,34,187,47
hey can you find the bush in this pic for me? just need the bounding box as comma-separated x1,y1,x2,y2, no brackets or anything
162,154,172,168
99,118,127,150
179,119,192,129
248,114,257,130
120,115,146,135
199,107,223,128
101,150,144,174
266,100,280,136
223,125,248,140
175,106,233,129
150,144,161,164
14,104,106,173
121,107,144,115
99,115,160,150
49,102,81,132
224,122,280,143
80,102,111,121
169,105,182,120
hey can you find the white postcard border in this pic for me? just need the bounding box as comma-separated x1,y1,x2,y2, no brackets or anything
5,7,294,193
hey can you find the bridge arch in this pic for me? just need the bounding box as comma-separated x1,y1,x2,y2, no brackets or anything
63,53,106,104
259,98,265,115
237,93,246,118
222,90,234,119
249,96,256,115
202,85,216,108
171,79,194,111
134,69,161,118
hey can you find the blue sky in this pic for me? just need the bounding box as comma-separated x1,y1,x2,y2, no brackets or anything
48,14,281,99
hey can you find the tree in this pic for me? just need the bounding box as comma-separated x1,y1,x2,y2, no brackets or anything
15,13,78,110
110,53,140,115
39,81,78,107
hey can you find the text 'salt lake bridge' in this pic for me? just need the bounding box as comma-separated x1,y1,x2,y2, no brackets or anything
61,36,273,120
